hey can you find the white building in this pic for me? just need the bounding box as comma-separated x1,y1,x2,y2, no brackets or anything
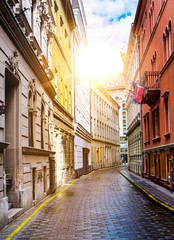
72,0,92,177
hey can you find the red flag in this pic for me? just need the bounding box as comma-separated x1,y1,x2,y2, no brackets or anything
134,84,144,103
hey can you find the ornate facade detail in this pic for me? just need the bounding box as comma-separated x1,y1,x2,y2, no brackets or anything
46,19,55,39
41,92,46,107
28,79,37,97
7,50,19,75
38,0,49,22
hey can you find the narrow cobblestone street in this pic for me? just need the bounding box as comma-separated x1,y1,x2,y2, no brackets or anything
1,166,174,240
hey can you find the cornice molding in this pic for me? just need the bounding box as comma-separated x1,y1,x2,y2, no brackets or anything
0,1,56,100
22,147,55,156
74,122,92,143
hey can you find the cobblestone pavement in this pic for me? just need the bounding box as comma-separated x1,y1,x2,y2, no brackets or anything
120,169,174,210
1,166,174,240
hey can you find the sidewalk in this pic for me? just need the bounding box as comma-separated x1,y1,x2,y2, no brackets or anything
120,169,174,215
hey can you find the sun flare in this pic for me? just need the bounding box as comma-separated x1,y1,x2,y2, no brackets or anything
76,45,123,82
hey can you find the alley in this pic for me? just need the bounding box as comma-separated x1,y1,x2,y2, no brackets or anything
0,166,174,240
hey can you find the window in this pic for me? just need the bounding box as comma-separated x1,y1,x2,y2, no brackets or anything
41,103,45,149
61,79,63,105
65,30,68,56
94,119,96,135
28,91,34,147
100,122,101,137
151,50,157,71
142,28,145,53
60,16,63,47
149,1,154,34
65,86,67,110
165,97,169,133
55,68,58,95
166,152,171,181
48,110,51,150
143,113,150,143
152,106,160,139
32,0,40,44
43,166,47,192
147,115,150,141
97,121,99,136
69,91,71,114
54,1,58,34
163,20,173,63
162,91,170,136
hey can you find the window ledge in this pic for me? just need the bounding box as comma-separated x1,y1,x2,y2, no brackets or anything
164,132,170,138
144,140,150,145
152,136,161,142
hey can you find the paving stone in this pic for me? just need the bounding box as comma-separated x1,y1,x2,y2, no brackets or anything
0,167,174,239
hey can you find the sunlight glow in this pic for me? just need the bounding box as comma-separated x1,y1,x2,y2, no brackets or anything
76,45,124,83
85,46,123,81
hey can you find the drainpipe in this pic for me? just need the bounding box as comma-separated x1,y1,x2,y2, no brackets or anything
137,35,144,177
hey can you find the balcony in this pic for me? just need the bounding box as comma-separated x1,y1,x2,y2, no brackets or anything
141,71,160,106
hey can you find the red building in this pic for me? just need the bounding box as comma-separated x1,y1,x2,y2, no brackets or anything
133,0,174,190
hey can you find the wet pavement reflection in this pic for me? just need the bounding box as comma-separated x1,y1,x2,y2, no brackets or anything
1,167,174,239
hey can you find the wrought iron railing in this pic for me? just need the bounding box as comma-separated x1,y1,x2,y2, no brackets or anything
141,71,160,89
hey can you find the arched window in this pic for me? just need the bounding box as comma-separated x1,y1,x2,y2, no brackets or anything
41,102,45,149
28,90,34,147
163,20,173,63
165,26,169,60
163,32,167,62
149,12,152,34
168,19,172,56
28,79,36,147
48,109,51,150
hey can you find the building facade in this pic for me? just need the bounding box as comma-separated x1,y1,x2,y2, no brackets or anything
101,74,128,163
51,0,76,186
72,0,92,177
134,0,174,189
123,26,142,175
90,80,120,169
0,0,56,229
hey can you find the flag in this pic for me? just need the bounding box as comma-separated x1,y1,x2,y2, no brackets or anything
132,82,137,87
131,96,139,104
134,84,144,103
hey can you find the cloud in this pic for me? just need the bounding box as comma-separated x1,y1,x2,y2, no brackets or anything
82,0,138,74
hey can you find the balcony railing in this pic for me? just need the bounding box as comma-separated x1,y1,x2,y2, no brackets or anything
141,71,160,89
141,71,160,106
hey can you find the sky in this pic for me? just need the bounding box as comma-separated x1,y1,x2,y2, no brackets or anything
82,0,138,79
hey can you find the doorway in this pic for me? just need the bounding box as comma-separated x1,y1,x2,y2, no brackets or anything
5,68,19,200
83,148,89,174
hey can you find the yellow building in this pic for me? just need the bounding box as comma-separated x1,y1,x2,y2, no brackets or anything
51,0,76,185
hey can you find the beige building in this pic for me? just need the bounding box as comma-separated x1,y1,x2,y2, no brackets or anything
0,0,56,229
123,26,142,175
90,80,120,169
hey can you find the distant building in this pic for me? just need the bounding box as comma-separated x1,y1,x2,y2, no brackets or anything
90,80,120,169
101,74,128,163
72,0,92,177
123,26,142,175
